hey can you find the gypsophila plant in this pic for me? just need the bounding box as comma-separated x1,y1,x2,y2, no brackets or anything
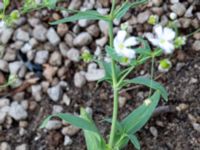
4,0,199,149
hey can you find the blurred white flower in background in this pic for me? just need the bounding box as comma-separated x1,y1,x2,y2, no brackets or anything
145,25,176,54
114,30,138,59
158,59,172,73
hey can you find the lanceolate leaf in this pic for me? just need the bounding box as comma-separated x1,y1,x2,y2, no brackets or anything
121,91,161,134
40,113,99,133
125,76,168,101
80,108,107,150
128,134,141,150
51,10,109,24
114,0,148,20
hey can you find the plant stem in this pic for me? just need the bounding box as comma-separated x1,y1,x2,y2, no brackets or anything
108,0,118,148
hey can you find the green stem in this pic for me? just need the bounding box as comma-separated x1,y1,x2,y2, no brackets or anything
186,27,200,38
148,56,155,97
108,0,119,148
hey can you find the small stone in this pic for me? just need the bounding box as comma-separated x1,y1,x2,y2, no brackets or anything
170,0,179,3
171,3,186,16
86,24,100,38
9,102,28,121
29,38,38,48
73,32,92,47
74,72,86,88
15,144,28,150
67,48,80,62
46,120,62,130
52,105,63,114
0,72,5,85
176,103,189,111
64,33,74,47
85,107,93,116
1,28,13,44
0,142,11,150
47,85,63,102
62,94,71,106
31,85,42,101
68,0,82,9
185,5,193,18
194,33,200,40
47,28,61,46
33,25,47,42
21,43,32,53
96,36,108,47
28,17,40,27
137,10,151,24
78,19,90,27
15,29,30,42
43,64,58,81
150,126,158,138
85,64,105,82
152,0,163,6
118,96,127,108
192,123,200,132
98,20,109,36
61,125,80,136
9,61,23,74
59,42,69,57
0,98,10,108
0,59,9,72
64,135,73,146
179,18,191,28
3,48,17,61
192,40,200,51
49,51,62,66
57,24,68,37
34,50,49,64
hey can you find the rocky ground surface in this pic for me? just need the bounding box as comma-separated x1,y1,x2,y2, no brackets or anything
0,0,200,150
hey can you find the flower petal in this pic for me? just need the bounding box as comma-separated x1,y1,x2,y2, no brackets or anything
154,25,163,38
159,41,174,54
145,33,159,46
116,30,127,43
124,37,138,47
163,27,176,41
121,48,136,59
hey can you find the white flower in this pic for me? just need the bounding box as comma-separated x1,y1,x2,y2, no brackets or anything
169,12,177,20
114,30,138,59
145,25,176,54
158,59,172,73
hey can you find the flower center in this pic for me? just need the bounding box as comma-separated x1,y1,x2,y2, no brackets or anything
118,43,125,50
160,39,166,44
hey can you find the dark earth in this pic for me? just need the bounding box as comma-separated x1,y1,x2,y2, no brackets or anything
0,0,200,150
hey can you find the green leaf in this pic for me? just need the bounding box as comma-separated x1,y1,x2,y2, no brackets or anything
125,76,168,101
128,134,141,150
43,0,57,9
134,37,151,55
114,0,148,20
80,108,107,150
121,91,161,134
3,0,10,9
40,113,99,133
51,10,109,24
103,118,123,132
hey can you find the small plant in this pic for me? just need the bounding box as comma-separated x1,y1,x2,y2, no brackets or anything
3,0,194,149
39,0,185,150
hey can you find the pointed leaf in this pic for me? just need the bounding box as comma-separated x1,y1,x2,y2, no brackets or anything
128,134,141,150
121,91,161,134
125,77,168,101
40,113,98,133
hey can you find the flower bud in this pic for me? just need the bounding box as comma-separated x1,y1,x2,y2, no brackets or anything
158,59,172,72
148,15,159,25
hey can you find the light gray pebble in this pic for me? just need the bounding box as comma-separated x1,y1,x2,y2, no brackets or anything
52,105,63,114
46,120,62,130
171,3,186,16
9,102,28,121
0,142,11,150
34,50,49,64
0,59,9,72
59,42,69,57
62,94,71,106
1,28,13,44
3,48,17,61
33,25,47,42
73,32,92,47
31,85,42,101
64,136,73,146
137,10,151,24
61,125,80,136
21,43,32,53
74,72,86,88
47,85,63,102
67,48,80,62
98,20,109,36
46,27,60,46
49,51,62,66
192,40,200,51
68,0,82,10
9,61,23,74
15,29,30,42
15,144,28,150
0,98,10,108
0,110,6,124
150,126,158,138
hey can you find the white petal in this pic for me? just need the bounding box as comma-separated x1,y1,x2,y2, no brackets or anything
163,27,176,41
121,48,136,59
145,33,159,46
116,30,127,43
124,37,138,47
154,25,163,38
159,41,174,54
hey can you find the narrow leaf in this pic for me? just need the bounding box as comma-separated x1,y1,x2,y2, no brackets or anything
40,113,98,133
125,77,168,101
121,91,161,134
51,10,109,24
128,134,141,150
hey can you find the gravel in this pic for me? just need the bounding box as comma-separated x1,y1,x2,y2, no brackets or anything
74,72,86,88
32,25,47,42
34,50,49,64
73,32,92,47
31,85,42,101
9,102,28,121
61,125,80,136
137,10,151,24
0,142,11,150
64,136,73,146
47,85,63,102
49,51,62,66
0,59,9,72
67,48,80,62
1,28,13,44
8,61,23,74
170,3,186,17
15,29,30,42
45,120,62,130
192,40,200,51
46,27,61,46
